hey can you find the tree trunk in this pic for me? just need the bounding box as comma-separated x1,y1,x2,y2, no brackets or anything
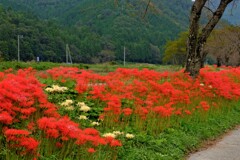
217,56,222,67
225,54,230,66
200,51,208,68
185,0,233,77
185,0,206,77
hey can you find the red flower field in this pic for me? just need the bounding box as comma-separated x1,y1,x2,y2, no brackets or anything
0,66,240,159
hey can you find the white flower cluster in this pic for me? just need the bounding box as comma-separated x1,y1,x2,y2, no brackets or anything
78,115,88,120
102,133,116,138
77,102,91,112
60,99,74,111
102,131,134,139
125,133,135,139
78,117,101,127
113,131,124,136
61,99,73,106
200,83,204,87
200,83,213,89
91,121,100,126
45,85,68,93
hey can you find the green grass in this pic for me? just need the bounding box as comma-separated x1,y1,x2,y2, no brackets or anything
117,101,240,160
0,61,89,71
87,62,182,74
0,61,182,73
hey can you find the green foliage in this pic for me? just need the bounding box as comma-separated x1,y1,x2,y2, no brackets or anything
163,31,188,65
0,0,193,64
0,61,88,71
118,101,240,160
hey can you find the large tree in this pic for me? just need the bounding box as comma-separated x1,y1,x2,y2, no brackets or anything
185,0,236,77
115,0,237,76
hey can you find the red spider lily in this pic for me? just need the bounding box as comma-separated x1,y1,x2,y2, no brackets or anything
122,108,133,116
4,68,13,73
0,72,5,81
153,106,174,117
43,67,240,144
55,142,63,148
38,116,112,148
19,137,39,152
46,129,59,138
5,129,30,138
27,122,36,131
0,67,125,159
175,108,182,116
38,117,58,130
88,148,96,153
105,137,122,147
200,101,210,111
0,112,13,125
185,110,192,115
83,128,99,136
0,70,60,125
75,134,89,145
4,128,39,155
91,137,107,146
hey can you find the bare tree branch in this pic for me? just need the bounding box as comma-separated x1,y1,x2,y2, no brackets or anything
142,0,151,18
203,6,214,14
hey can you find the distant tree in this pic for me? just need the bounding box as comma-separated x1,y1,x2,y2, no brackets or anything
163,32,188,66
98,49,116,63
149,44,161,63
163,26,240,67
0,51,3,61
205,26,240,66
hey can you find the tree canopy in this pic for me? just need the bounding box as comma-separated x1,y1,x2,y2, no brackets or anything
163,32,188,66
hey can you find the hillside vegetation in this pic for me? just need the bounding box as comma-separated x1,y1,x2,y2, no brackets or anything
0,6,98,62
0,0,192,63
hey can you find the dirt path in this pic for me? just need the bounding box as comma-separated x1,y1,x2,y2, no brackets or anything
187,126,240,160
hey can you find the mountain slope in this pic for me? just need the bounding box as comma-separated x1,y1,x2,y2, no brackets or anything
224,4,240,24
206,0,240,24
0,6,108,63
0,0,193,63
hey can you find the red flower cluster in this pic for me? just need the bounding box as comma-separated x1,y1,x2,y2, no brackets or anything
4,128,39,155
45,66,240,126
0,68,122,159
0,111,13,125
37,116,122,147
1,65,239,159
0,68,60,124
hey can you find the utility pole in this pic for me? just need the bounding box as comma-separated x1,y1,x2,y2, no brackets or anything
66,44,68,63
66,44,72,64
123,46,126,66
17,35,23,62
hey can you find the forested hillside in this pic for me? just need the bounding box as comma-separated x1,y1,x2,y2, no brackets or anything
0,7,81,62
0,6,107,63
0,0,193,63
0,7,66,62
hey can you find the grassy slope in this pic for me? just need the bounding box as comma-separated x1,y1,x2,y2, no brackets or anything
0,61,182,73
118,101,240,160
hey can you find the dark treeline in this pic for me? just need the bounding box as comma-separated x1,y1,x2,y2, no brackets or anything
0,0,193,63
0,6,103,63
